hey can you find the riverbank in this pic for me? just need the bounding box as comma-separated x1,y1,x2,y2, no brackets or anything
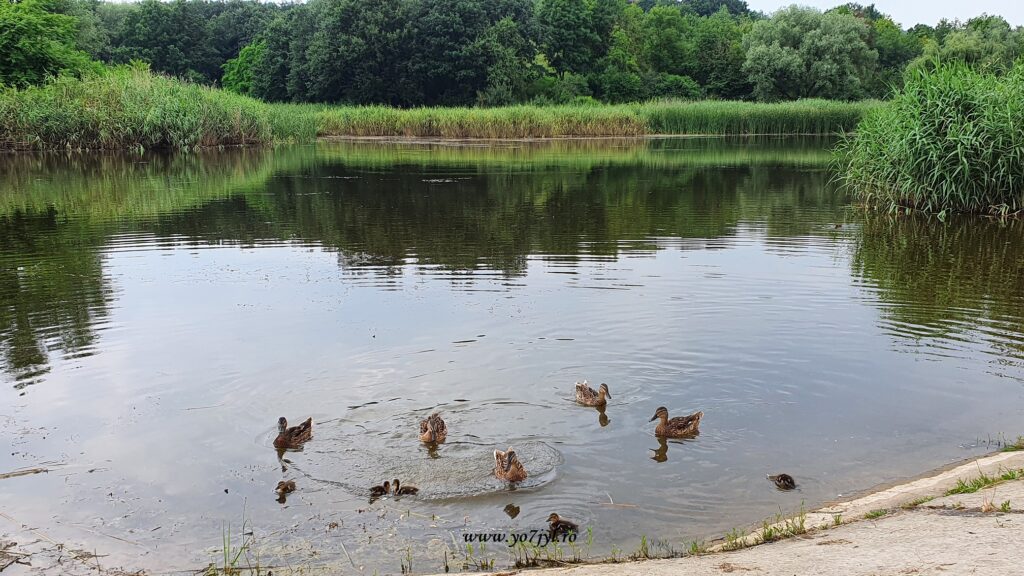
3,448,1021,575
0,69,879,150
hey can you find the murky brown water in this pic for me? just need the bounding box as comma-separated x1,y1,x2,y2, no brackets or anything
1,138,1022,574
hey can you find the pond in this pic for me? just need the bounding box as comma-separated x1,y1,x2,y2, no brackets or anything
1,138,1022,574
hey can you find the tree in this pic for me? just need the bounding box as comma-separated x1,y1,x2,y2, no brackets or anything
221,41,264,95
475,17,538,105
640,6,697,78
742,6,877,101
538,0,597,73
112,0,219,82
250,15,290,101
683,0,749,17
909,15,1021,74
0,0,97,88
691,7,749,98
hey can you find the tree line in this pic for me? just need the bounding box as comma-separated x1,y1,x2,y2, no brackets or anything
4,0,1023,105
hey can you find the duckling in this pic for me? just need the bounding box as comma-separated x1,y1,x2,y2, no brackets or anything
768,473,796,490
393,478,419,496
493,446,527,482
369,480,391,497
650,406,703,438
547,513,579,538
419,412,447,443
575,381,611,407
275,480,296,495
273,416,313,450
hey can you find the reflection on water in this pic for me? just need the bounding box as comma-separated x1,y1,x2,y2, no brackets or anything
0,138,1022,574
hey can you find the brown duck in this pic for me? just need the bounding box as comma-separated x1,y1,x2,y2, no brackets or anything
547,513,578,537
768,473,796,490
419,412,447,443
275,480,296,495
369,480,391,497
650,406,703,438
575,381,611,407
274,416,313,449
493,446,528,482
393,478,419,496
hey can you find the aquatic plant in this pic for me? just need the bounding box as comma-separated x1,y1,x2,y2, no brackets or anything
836,61,1024,215
0,67,877,150
0,66,316,150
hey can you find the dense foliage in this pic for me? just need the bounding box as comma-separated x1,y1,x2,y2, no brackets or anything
4,0,1017,106
0,0,97,87
836,61,1024,215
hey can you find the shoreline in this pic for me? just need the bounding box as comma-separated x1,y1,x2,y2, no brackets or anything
4,449,1021,575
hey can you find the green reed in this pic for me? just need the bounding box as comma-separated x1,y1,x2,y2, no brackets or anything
0,66,317,150
835,61,1024,216
1,68,877,150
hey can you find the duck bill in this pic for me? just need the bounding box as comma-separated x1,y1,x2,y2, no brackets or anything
649,414,658,422
504,456,514,472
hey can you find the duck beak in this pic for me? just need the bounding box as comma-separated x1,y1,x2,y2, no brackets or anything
649,414,657,422
504,455,514,472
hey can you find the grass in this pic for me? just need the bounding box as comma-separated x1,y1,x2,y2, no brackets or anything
901,496,935,509
945,468,1024,496
0,68,879,151
1002,436,1024,452
835,60,1024,216
864,509,889,519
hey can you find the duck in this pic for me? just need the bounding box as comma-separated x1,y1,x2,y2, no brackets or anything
493,446,528,482
393,478,419,496
547,513,578,538
650,406,703,438
419,412,447,443
768,473,796,490
575,380,611,407
275,480,296,495
273,416,313,450
369,480,391,497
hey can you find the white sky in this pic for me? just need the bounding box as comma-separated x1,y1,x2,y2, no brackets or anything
745,1,1024,28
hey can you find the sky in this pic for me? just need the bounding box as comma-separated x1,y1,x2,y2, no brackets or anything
745,1,1024,28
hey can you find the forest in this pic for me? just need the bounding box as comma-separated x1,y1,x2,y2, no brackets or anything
4,0,1023,106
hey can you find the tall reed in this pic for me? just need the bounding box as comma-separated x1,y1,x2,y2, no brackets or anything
835,61,1024,215
0,67,317,150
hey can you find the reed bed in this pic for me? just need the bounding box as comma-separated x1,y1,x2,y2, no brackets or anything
316,104,647,138
638,99,879,135
315,100,876,139
836,62,1024,215
1,69,878,151
0,68,317,150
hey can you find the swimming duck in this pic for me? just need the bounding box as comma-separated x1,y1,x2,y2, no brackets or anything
650,406,703,438
370,480,391,497
393,478,419,496
768,473,796,490
493,446,528,482
275,479,296,503
419,412,447,443
273,416,313,450
575,381,611,407
547,513,579,538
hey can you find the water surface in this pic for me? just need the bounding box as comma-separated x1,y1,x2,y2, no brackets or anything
1,138,1022,573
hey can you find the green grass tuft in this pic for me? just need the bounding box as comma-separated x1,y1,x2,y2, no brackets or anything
864,509,888,519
